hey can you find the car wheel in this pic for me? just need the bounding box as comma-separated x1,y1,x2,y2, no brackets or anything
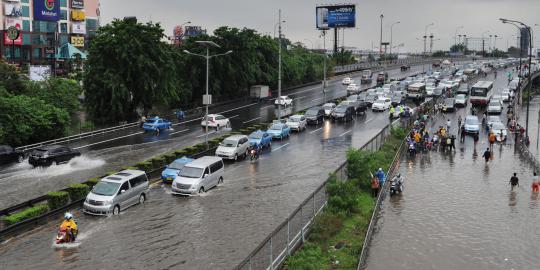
138,194,146,204
226,122,231,128
234,154,238,161
113,205,120,215
216,124,220,131
54,160,59,166
199,187,205,194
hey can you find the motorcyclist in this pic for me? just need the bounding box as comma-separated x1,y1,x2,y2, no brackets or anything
391,173,404,191
249,143,261,159
59,212,78,242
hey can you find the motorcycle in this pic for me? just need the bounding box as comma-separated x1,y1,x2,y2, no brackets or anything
390,175,404,195
408,142,416,157
56,227,77,244
249,146,260,162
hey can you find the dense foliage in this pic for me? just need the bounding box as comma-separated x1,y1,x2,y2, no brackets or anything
84,19,332,124
0,61,79,146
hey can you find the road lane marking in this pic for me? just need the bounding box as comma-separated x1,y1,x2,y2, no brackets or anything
310,127,323,134
243,117,261,124
294,96,307,100
73,132,146,150
196,131,216,138
261,105,274,110
364,118,374,124
229,115,240,119
271,143,290,152
312,97,324,102
340,130,351,137
170,129,190,135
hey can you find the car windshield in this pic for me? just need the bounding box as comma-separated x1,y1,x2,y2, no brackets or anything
489,101,499,106
179,166,204,178
466,118,478,125
374,100,385,105
305,109,318,116
220,139,238,147
92,181,121,196
288,117,301,122
249,132,263,139
145,119,157,123
270,124,282,130
169,161,187,170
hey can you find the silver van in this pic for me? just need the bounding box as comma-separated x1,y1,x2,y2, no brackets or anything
83,170,149,216
171,156,224,195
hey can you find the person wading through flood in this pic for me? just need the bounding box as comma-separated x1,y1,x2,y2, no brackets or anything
510,173,519,190
532,172,540,193
489,132,497,151
482,148,492,162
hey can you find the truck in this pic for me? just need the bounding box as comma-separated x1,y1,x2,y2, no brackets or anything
360,70,373,84
250,85,270,102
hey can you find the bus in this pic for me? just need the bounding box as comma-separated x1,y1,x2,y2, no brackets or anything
470,81,493,106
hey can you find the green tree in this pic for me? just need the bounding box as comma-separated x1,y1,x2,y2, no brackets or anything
0,94,70,146
24,78,82,115
84,18,179,124
0,60,25,94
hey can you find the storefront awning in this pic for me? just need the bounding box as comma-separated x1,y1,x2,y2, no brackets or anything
56,43,87,60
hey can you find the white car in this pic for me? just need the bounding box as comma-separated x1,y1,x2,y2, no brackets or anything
215,135,250,161
371,98,392,111
322,103,336,117
426,85,436,97
274,96,293,106
286,115,307,132
455,94,467,107
487,116,502,127
346,83,360,94
491,122,508,141
487,100,503,114
464,115,480,134
501,88,511,102
342,77,353,85
201,114,231,129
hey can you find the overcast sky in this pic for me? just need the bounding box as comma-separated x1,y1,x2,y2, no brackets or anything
101,0,539,53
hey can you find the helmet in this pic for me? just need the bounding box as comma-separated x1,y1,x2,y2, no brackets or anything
64,212,73,220
378,168,383,171
396,173,401,178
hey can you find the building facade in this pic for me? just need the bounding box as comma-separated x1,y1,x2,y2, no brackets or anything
0,0,99,65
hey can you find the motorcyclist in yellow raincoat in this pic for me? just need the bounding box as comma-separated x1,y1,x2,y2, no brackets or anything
60,212,78,242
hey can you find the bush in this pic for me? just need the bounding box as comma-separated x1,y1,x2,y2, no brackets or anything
68,183,90,201
193,143,207,153
121,166,137,171
150,157,166,169
2,204,49,227
238,129,248,134
285,243,329,270
308,211,345,247
327,179,360,215
47,191,70,210
183,146,196,155
106,171,117,176
136,161,153,172
86,177,100,188
174,150,188,158
163,153,176,164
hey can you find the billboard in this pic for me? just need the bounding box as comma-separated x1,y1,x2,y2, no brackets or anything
72,22,86,34
316,4,356,29
71,36,85,47
29,66,52,81
34,0,60,22
71,0,84,9
184,26,206,38
4,18,23,45
4,3,23,17
71,10,86,21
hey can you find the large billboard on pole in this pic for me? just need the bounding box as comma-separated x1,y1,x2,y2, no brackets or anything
316,4,356,29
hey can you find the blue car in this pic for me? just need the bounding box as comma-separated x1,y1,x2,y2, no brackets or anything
248,130,272,148
267,123,291,140
143,117,172,133
161,157,194,183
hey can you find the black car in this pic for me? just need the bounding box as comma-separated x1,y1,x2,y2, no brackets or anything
331,105,355,122
29,145,81,167
356,100,368,114
442,98,456,113
0,145,24,165
304,106,325,125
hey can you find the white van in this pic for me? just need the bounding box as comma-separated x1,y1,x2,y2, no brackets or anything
171,156,224,195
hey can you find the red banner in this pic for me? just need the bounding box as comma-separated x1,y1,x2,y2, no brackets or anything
4,32,23,45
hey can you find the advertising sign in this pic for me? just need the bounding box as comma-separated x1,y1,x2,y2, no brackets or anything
4,3,23,17
71,10,86,21
71,36,85,47
4,18,23,45
34,0,60,22
184,26,206,38
29,65,52,81
316,4,356,29
71,0,84,9
72,22,86,34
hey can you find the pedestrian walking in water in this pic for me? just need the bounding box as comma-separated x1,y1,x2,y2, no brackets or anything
371,175,380,197
489,132,496,151
473,132,479,146
482,148,491,162
458,115,462,130
532,172,540,193
510,173,519,190
450,135,456,150
460,125,466,142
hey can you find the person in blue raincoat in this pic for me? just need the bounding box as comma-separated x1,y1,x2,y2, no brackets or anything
375,168,386,187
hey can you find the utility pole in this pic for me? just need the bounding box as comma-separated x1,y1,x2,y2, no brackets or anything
322,30,327,103
278,9,282,121
379,14,384,56
429,34,434,54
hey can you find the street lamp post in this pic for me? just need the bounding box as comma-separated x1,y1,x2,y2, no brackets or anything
184,41,232,147
321,30,328,103
424,23,434,57
390,21,400,56
454,25,464,45
379,14,384,57
481,30,490,56
500,18,534,139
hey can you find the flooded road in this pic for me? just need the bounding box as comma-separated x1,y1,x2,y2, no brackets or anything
365,70,540,270
0,64,430,210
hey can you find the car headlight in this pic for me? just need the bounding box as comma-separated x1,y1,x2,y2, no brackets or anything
104,200,113,205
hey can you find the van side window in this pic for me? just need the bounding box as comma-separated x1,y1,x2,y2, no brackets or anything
118,182,130,194
204,167,210,176
129,175,147,188
210,161,223,173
